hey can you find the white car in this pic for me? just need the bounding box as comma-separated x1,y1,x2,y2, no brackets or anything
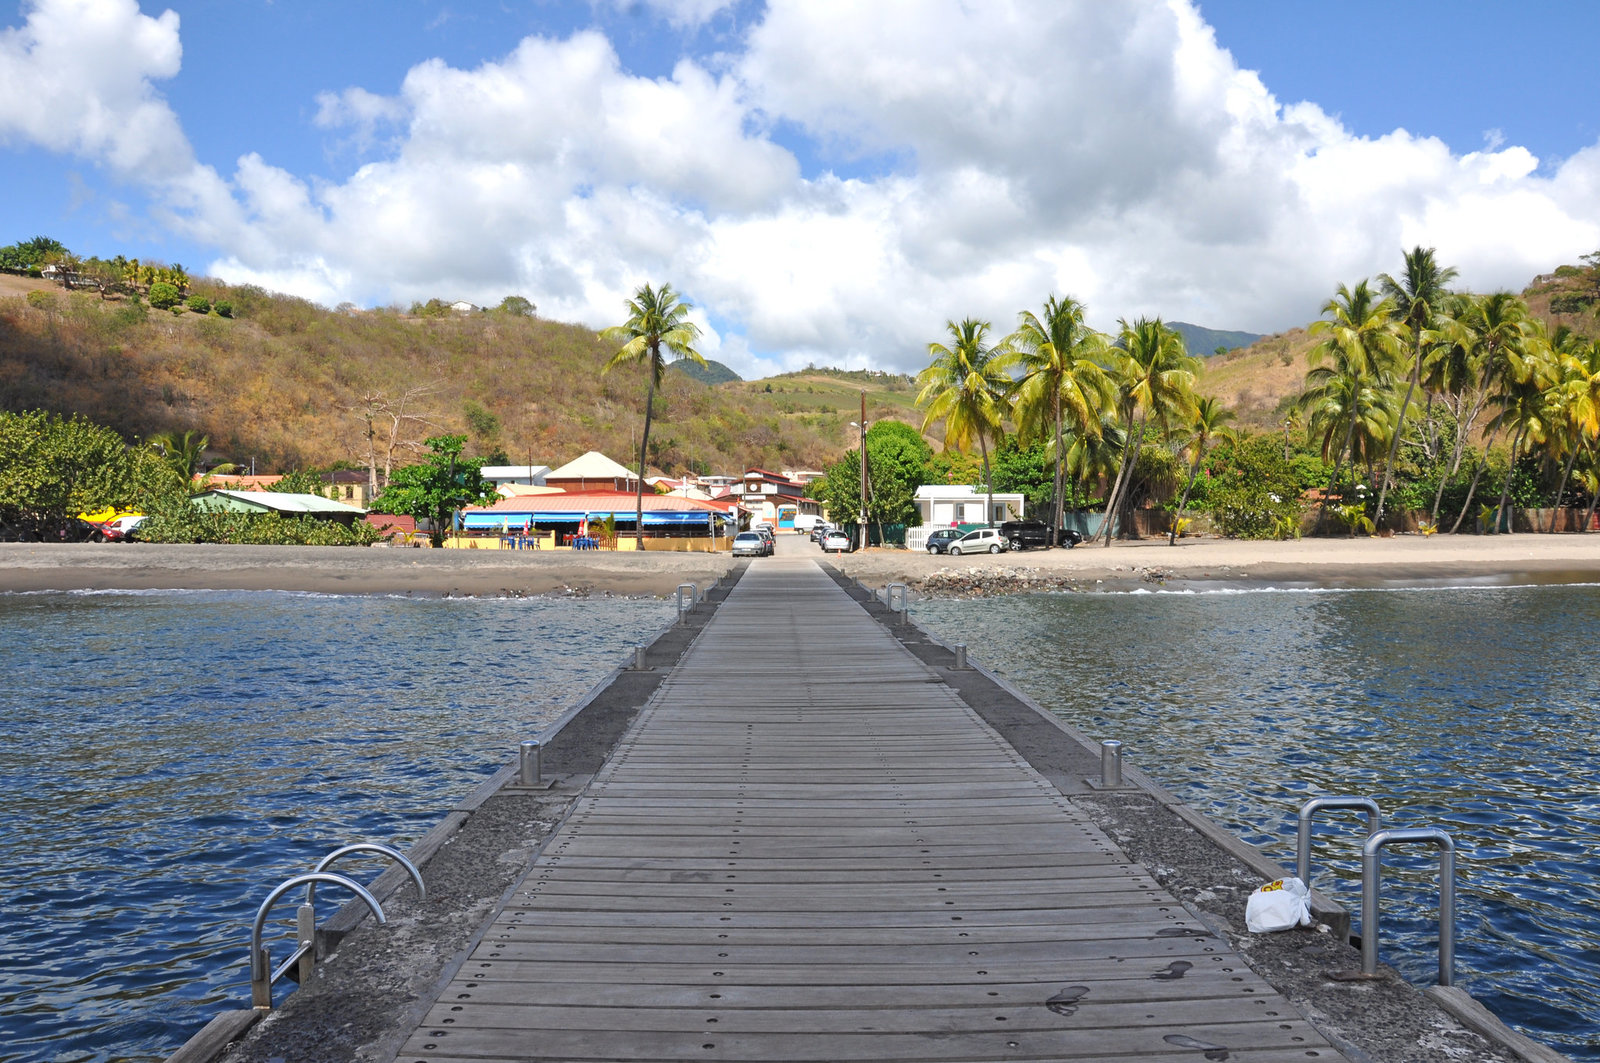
822,531,852,553
732,531,766,557
946,527,1007,555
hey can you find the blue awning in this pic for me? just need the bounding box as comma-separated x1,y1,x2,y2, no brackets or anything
462,509,731,530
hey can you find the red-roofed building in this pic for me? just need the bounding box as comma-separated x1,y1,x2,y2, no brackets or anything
735,468,819,530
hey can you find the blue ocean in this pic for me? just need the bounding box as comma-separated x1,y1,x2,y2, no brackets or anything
3,582,1599,1060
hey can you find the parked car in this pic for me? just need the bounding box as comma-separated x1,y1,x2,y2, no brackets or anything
822,530,852,553
732,531,766,557
946,527,1007,555
753,525,776,554
924,528,963,554
810,523,834,544
84,512,147,542
997,520,1085,549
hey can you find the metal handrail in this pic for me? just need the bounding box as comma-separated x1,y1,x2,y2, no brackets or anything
1296,796,1382,884
886,582,909,622
1360,827,1457,985
250,872,385,1009
675,583,698,622
306,842,425,907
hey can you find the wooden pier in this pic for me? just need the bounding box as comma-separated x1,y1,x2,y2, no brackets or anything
400,560,1347,1062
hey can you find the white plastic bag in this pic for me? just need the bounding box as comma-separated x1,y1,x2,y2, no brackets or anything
1245,876,1312,933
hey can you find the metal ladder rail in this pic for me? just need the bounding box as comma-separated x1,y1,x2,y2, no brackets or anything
1296,795,1382,885
250,872,386,1009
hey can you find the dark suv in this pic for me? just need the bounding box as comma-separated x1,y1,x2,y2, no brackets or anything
999,520,1083,550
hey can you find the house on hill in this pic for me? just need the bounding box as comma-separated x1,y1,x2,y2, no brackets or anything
546,451,640,493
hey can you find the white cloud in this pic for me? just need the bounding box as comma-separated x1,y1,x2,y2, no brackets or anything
0,0,191,179
5,0,1599,374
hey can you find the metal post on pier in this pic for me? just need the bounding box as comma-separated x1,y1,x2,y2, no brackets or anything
1100,740,1123,788
520,740,542,787
1296,796,1382,885
952,643,969,670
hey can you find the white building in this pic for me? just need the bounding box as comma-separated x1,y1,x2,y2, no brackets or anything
480,465,551,489
906,485,1024,550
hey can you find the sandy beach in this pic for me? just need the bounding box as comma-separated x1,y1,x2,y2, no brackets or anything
3,533,1600,597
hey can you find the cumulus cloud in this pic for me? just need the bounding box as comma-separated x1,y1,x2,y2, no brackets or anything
0,0,191,179
4,0,1598,375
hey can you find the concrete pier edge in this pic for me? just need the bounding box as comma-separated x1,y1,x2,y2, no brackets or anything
828,564,1571,1063
162,567,742,1063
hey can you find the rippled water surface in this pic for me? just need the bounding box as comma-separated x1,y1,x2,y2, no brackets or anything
0,590,672,1063
916,583,1600,1061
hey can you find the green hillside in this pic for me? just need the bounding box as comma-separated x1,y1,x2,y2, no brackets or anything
669,357,742,385
1170,321,1263,356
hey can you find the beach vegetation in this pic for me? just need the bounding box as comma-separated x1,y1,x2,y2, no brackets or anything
0,409,178,539
369,434,498,547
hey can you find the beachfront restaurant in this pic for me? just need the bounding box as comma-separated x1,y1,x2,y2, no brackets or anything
460,491,736,550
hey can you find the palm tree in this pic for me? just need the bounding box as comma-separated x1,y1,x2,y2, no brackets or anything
1168,396,1234,545
1374,247,1458,527
1486,332,1558,532
599,283,705,543
1556,339,1600,532
917,319,1012,527
1005,296,1112,544
1100,318,1197,545
1447,293,1539,532
1296,280,1401,525
147,430,212,485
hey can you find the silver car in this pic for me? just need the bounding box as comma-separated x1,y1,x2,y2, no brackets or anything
732,531,766,557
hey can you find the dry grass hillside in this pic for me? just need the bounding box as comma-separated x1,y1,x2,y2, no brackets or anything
0,280,926,476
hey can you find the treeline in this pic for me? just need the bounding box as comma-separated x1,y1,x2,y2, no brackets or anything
0,410,377,544
815,248,1600,541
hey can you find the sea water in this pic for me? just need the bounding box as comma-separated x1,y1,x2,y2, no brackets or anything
0,589,673,1063
5,583,1599,1061
916,582,1600,1061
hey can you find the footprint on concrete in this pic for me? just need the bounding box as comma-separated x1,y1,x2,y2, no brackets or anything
1156,926,1213,938
1150,960,1194,980
1044,985,1089,1016
1163,1033,1230,1060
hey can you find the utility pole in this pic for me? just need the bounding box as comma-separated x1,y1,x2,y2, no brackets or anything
858,390,869,552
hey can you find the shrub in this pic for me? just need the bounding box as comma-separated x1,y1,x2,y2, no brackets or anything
214,300,233,318
147,281,181,310
24,289,56,312
186,294,212,314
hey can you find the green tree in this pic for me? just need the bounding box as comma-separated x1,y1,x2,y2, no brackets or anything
816,421,931,530
599,282,706,544
1100,317,1197,544
1374,246,1458,525
1447,293,1540,532
1005,295,1113,544
1297,280,1401,525
1555,339,1600,532
917,319,1011,527
496,295,536,316
147,429,215,484
147,281,181,310
0,411,177,537
1169,396,1234,544
370,434,497,547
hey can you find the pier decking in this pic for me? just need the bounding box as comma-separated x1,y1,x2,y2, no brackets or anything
400,560,1346,1062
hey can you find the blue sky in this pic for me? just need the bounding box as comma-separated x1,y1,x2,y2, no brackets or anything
2,0,1597,374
